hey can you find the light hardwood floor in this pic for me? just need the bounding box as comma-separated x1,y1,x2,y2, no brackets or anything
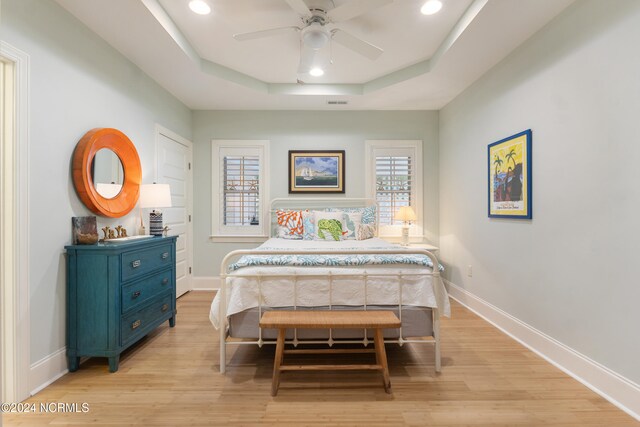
4,291,638,426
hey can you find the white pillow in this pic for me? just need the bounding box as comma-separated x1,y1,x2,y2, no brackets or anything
335,211,362,240
312,211,345,241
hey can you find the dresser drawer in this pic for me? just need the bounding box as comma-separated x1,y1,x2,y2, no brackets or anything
121,294,173,346
121,268,173,314
121,243,173,281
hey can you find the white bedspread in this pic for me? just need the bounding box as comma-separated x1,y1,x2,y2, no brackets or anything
209,238,450,329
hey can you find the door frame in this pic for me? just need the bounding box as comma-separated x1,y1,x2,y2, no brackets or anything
154,124,193,295
1,41,31,402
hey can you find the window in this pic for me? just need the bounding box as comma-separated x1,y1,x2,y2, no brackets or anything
375,155,412,225
211,140,269,240
223,156,260,226
365,140,423,237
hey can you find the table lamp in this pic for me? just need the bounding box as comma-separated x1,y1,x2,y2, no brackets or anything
395,206,416,246
139,183,172,236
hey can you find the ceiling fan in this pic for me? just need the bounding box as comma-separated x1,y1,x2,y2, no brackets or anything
233,0,392,76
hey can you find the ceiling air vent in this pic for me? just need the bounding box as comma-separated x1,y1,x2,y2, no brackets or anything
327,100,348,105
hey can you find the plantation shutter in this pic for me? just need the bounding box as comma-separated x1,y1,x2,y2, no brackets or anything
223,155,260,226
375,155,412,225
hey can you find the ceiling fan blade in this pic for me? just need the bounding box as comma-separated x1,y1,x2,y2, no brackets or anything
327,0,393,23
234,26,300,41
297,46,317,74
331,29,383,60
284,0,312,18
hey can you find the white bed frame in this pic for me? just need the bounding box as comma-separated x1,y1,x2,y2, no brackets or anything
218,198,443,374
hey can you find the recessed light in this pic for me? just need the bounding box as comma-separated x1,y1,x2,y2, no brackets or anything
421,0,442,15
189,0,211,15
309,67,324,77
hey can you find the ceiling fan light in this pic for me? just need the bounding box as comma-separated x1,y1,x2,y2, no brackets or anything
189,0,211,15
302,24,330,49
309,67,324,77
421,0,442,15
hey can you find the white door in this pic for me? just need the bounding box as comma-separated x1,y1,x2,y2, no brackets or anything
156,127,193,297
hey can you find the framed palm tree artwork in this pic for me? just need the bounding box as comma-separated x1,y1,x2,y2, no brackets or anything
488,130,532,219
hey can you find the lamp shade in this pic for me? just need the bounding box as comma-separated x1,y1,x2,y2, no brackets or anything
302,23,330,49
139,184,172,208
395,206,417,222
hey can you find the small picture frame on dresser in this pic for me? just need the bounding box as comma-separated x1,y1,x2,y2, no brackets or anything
71,216,99,245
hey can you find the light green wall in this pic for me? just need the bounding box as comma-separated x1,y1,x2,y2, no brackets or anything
2,0,191,365
439,0,640,383
192,110,439,276
11,0,637,400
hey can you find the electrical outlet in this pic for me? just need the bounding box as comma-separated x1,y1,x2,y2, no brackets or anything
467,265,473,277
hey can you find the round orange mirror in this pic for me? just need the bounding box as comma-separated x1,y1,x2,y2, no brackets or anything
72,128,142,218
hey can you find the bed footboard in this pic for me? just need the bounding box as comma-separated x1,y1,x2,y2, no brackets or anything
218,248,445,374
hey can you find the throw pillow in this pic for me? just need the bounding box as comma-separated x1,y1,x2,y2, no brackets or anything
275,209,303,239
301,210,315,240
328,205,376,225
337,211,362,240
313,211,346,241
356,223,376,240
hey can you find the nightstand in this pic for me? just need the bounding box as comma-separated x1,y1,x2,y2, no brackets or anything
406,242,439,252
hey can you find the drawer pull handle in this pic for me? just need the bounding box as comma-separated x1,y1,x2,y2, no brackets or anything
132,291,141,299
161,252,169,259
162,278,169,285
132,260,141,268
131,320,141,330
161,304,169,313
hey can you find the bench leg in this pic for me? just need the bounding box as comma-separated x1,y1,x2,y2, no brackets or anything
373,328,391,393
271,328,286,396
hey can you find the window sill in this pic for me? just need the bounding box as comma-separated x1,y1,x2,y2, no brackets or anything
209,235,269,243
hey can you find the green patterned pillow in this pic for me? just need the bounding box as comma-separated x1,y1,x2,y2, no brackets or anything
316,219,344,241
313,211,345,241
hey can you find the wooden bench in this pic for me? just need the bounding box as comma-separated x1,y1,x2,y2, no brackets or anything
259,310,401,396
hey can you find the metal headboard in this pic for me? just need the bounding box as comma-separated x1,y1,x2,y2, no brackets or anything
268,197,379,238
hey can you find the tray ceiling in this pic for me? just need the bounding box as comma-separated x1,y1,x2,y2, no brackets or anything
55,0,574,110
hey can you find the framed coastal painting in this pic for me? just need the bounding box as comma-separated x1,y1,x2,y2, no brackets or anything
288,150,345,193
488,129,532,219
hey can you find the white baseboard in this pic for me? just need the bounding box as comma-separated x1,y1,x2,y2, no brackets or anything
192,276,220,291
444,280,640,421
29,347,68,396
27,277,219,397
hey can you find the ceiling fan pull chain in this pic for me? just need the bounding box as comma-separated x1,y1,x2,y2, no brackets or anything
330,37,334,65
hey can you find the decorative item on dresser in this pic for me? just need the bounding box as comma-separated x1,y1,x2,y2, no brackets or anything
139,183,173,236
71,216,99,245
65,236,177,372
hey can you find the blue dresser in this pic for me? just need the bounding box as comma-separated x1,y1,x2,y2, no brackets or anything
65,236,177,372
